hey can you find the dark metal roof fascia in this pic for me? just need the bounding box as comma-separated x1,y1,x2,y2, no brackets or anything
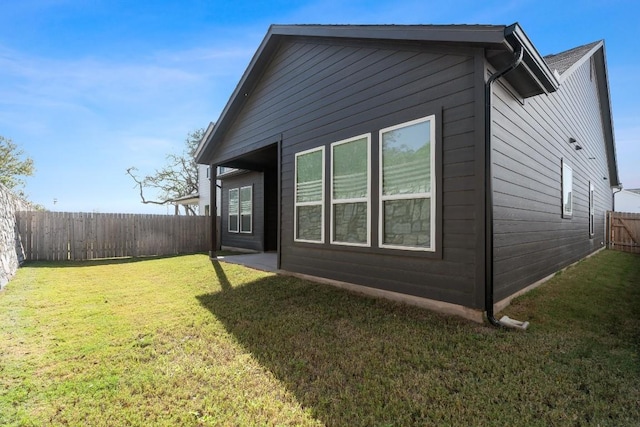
194,121,215,162
195,25,282,164
504,23,560,94
594,43,620,187
270,24,508,46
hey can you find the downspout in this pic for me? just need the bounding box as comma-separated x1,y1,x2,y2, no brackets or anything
484,47,524,327
612,187,622,212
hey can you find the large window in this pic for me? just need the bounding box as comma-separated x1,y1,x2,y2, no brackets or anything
331,135,370,246
228,188,239,232
562,160,573,218
379,115,436,251
240,185,253,233
295,147,325,243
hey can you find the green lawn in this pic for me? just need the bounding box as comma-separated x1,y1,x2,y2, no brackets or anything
1,250,639,426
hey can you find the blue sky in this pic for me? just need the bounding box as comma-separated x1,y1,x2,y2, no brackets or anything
1,0,638,213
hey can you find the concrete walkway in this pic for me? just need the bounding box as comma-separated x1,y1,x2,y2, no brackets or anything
216,252,278,272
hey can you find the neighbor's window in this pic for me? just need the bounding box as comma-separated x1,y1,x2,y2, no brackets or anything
331,134,370,246
562,160,573,218
228,188,239,232
295,147,325,243
589,182,595,237
379,115,436,251
240,185,253,233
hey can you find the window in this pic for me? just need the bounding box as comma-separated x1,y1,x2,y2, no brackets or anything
562,160,573,218
589,182,595,237
228,188,239,232
240,185,252,233
379,115,436,251
227,186,252,233
295,147,325,243
331,135,370,246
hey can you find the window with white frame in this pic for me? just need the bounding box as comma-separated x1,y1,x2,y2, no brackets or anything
240,185,253,233
589,182,595,237
562,160,573,218
379,115,436,251
228,186,252,233
228,188,239,232
331,134,370,246
295,147,325,243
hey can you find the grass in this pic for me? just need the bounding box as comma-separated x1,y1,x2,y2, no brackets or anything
1,250,639,426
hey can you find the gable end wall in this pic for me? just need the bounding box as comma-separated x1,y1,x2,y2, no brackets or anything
215,38,485,308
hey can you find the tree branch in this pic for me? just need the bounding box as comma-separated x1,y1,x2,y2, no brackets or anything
126,167,172,205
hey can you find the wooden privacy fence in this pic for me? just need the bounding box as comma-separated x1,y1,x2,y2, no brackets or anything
16,211,218,261
608,211,640,254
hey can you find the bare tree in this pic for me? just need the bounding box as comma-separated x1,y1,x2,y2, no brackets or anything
127,129,204,215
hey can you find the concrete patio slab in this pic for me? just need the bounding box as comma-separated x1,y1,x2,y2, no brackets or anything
216,252,278,272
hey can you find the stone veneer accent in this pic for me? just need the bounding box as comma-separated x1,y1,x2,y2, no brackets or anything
0,184,32,289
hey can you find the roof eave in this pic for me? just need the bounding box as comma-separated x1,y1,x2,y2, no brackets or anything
594,44,620,187
195,121,215,163
270,24,509,47
504,23,560,94
195,25,282,164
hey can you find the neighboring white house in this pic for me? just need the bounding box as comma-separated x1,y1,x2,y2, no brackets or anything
615,189,640,213
197,164,212,215
166,164,217,215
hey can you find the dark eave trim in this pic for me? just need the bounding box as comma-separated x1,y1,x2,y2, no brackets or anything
504,23,560,94
594,44,620,187
270,24,509,46
195,26,283,164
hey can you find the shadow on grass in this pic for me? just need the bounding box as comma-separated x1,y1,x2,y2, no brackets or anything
210,259,232,291
196,273,493,426
196,251,640,426
21,253,210,269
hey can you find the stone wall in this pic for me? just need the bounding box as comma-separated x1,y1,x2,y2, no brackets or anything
0,184,32,289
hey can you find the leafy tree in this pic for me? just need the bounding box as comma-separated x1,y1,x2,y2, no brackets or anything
127,128,204,215
0,135,35,192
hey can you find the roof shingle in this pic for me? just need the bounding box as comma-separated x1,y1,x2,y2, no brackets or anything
544,41,601,74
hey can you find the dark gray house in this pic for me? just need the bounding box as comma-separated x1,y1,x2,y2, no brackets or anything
195,23,619,323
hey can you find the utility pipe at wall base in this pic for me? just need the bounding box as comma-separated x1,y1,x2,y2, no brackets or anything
484,46,527,328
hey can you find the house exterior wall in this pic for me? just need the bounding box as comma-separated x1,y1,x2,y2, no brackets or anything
615,190,640,213
197,164,212,215
220,171,264,252
213,38,487,308
491,57,612,301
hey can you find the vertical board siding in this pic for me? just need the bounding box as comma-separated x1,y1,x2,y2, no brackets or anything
492,57,612,300
15,212,211,261
608,211,640,254
212,39,483,308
